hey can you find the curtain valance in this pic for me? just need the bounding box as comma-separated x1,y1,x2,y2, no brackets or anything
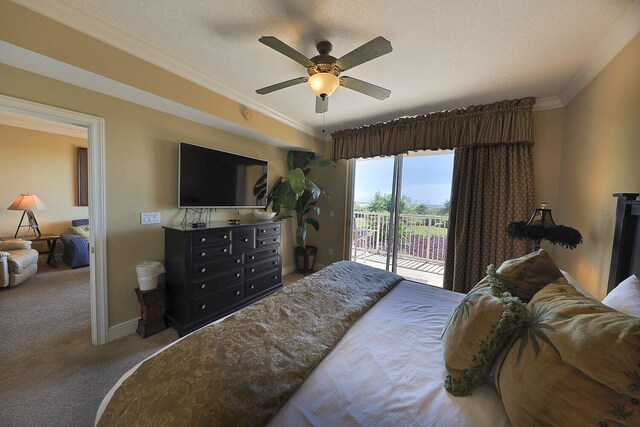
331,97,535,160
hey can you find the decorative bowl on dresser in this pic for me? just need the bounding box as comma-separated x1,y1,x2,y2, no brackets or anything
163,221,283,336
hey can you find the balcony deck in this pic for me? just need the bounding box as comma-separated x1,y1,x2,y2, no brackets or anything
352,251,445,287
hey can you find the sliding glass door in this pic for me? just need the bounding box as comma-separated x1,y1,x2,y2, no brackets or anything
349,151,453,286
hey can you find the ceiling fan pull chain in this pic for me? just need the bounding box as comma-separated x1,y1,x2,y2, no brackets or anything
322,111,326,133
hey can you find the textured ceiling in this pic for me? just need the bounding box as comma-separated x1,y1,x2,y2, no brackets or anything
60,0,635,134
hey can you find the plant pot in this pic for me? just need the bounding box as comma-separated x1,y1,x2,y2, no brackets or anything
295,246,317,274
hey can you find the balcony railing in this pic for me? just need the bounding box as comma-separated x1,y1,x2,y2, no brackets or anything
352,211,449,264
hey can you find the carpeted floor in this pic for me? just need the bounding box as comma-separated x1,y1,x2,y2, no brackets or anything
0,258,304,426
0,258,178,427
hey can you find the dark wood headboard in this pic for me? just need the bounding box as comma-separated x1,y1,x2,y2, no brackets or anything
608,193,640,293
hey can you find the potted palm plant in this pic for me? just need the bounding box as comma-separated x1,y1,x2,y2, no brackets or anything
268,150,334,273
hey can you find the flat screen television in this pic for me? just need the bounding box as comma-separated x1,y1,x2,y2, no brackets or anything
178,142,268,208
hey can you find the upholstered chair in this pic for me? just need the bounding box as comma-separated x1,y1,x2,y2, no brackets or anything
60,219,90,268
0,240,39,287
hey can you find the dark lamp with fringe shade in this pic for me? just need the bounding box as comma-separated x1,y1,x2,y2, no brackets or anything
507,203,582,250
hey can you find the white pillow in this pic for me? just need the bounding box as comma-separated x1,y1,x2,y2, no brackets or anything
602,274,640,317
560,269,595,299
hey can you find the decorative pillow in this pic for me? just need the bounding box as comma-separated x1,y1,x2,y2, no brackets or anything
603,275,640,317
441,265,528,396
70,225,90,240
561,269,596,299
496,249,563,302
0,240,32,251
494,277,640,426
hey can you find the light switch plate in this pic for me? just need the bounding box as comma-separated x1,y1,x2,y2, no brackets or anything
141,212,161,224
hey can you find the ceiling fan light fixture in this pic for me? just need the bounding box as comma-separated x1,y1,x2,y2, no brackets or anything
307,72,339,98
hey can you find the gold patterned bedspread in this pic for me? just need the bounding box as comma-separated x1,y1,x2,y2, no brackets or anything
98,261,403,426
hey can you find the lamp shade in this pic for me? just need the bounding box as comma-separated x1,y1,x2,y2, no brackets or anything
7,193,47,211
307,73,340,98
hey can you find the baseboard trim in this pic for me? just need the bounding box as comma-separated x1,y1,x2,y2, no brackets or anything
282,265,296,275
106,318,138,342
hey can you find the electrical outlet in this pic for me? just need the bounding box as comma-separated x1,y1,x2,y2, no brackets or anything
141,212,161,224
328,248,333,256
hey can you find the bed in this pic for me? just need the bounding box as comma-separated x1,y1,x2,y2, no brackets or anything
96,193,640,426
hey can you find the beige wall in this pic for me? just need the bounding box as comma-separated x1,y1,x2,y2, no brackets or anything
552,33,640,300
0,0,322,153
0,125,89,247
0,64,302,326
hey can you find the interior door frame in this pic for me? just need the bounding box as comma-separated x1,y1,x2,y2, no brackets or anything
0,94,108,346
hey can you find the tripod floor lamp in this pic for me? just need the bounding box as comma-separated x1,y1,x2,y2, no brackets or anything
7,193,47,238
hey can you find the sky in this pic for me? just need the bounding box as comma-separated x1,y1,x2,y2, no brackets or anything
354,153,454,206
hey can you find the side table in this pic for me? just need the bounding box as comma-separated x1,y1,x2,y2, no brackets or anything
135,286,167,338
0,234,60,268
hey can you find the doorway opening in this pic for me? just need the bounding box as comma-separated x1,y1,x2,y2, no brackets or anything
0,95,108,345
348,151,453,286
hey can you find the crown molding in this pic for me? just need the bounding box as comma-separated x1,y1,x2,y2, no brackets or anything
532,96,564,111
560,0,640,105
10,0,323,140
0,41,299,148
0,109,88,138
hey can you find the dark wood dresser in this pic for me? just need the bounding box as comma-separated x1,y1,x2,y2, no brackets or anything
163,221,282,336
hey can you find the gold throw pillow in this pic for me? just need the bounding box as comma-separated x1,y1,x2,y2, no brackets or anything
496,249,563,302
494,277,640,426
441,265,528,396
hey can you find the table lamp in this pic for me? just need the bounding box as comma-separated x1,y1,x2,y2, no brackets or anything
7,193,47,238
507,203,582,251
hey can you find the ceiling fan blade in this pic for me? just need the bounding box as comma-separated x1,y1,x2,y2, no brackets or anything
256,77,307,95
259,36,315,68
334,36,392,72
340,76,390,100
315,96,328,113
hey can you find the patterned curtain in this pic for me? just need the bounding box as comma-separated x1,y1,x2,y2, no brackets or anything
331,98,535,160
443,143,534,293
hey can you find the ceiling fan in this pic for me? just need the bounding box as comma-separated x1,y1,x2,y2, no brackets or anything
256,36,393,113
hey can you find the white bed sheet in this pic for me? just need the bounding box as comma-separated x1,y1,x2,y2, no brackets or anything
97,280,511,426
269,280,511,427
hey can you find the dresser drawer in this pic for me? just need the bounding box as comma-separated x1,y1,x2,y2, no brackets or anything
245,269,282,298
192,244,234,261
233,228,256,253
245,256,280,278
245,246,280,264
192,267,243,298
192,283,244,320
193,229,231,247
257,235,281,247
256,223,281,237
192,257,242,281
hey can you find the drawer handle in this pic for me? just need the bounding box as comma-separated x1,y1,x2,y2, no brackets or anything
261,229,266,233
273,261,278,265
200,268,206,273
236,259,241,263
235,290,240,296
201,284,206,289
250,255,255,260
243,238,248,242
201,237,206,242
272,275,278,280
222,248,228,253
250,285,255,289
260,241,266,245
272,249,277,253
201,304,206,309
200,252,206,257
223,235,228,239
236,273,241,277
273,228,278,231
250,268,255,273
273,238,278,242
